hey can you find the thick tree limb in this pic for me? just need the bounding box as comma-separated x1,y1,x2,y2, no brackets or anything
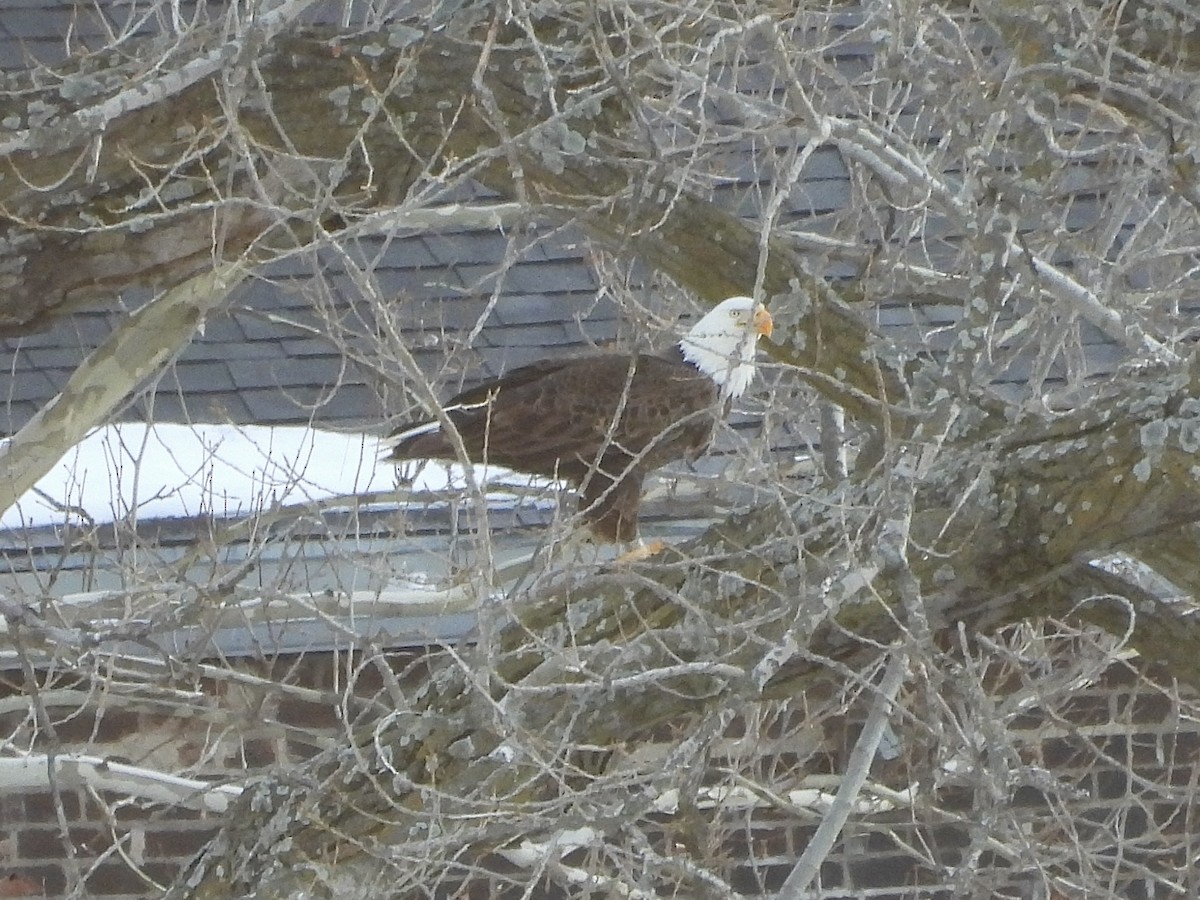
0,753,243,814
172,359,1200,893
0,263,245,514
0,24,902,421
778,648,908,898
4,6,1200,895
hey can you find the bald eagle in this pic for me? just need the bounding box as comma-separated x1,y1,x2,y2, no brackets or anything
385,296,773,542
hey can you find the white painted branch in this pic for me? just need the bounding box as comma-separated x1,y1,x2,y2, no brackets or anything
497,826,597,869
776,648,908,899
0,0,323,157
546,862,656,899
0,583,478,637
829,117,1179,363
509,661,747,696
344,202,526,238
0,262,247,515
0,753,242,814
498,827,663,898
651,780,913,816
1027,253,1179,362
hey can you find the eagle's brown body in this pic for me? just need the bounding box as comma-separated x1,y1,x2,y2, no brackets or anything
386,296,771,543
387,350,721,542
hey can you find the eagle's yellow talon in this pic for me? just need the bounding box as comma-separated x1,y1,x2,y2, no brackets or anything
613,538,667,565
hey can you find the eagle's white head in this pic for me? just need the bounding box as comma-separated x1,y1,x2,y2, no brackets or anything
678,295,773,399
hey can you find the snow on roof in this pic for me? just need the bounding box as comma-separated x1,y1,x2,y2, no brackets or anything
0,421,549,532
0,421,563,660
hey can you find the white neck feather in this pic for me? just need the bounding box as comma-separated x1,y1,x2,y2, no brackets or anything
678,329,758,399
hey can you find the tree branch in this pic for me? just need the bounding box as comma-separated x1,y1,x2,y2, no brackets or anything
0,263,246,514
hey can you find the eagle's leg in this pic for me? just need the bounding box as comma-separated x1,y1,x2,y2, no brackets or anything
546,524,605,566
577,470,669,564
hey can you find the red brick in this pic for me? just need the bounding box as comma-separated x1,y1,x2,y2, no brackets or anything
1009,710,1044,729
275,696,340,730
50,708,140,745
1168,729,1200,758
1091,734,1128,759
1127,690,1172,724
284,737,324,762
0,796,27,826
1132,736,1166,766
1156,801,1192,835
722,824,791,860
730,862,800,893
1097,664,1141,688
144,827,218,859
22,792,81,823
1059,692,1113,726
17,827,102,860
0,866,59,898
934,784,975,811
1039,736,1083,769
175,739,206,768
0,871,45,897
1093,767,1132,800
113,803,201,823
0,713,31,741
239,738,279,769
83,861,175,896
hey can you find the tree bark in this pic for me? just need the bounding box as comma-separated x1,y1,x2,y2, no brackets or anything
0,264,245,514
0,23,899,422
171,356,1200,895
5,6,1200,895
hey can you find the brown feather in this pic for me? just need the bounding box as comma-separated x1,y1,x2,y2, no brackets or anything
388,352,720,541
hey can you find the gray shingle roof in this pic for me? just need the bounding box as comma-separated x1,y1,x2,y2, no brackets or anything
0,5,770,438
0,0,1144,538
0,222,622,432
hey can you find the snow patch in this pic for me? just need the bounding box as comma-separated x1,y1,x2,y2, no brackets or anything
1,423,556,531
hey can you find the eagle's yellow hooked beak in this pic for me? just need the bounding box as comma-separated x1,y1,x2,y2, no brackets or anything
753,305,774,338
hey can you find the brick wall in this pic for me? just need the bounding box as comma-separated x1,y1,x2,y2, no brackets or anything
0,653,378,899
1,641,1197,899
0,793,208,899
